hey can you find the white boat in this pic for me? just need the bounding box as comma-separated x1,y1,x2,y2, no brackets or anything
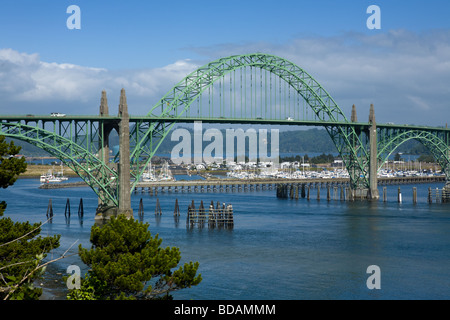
46,176,64,183
142,161,157,182
40,164,69,183
40,173,51,183
40,172,63,183
55,163,69,181
158,161,175,181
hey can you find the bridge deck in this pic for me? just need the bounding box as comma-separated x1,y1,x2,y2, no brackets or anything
1,114,448,132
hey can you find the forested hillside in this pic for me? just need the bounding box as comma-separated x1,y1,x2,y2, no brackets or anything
8,127,430,157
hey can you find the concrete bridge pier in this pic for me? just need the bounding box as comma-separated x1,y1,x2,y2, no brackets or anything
95,89,133,220
367,104,380,201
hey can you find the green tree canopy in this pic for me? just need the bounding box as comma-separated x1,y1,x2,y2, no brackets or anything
0,136,27,190
0,219,60,300
0,135,60,300
69,215,202,300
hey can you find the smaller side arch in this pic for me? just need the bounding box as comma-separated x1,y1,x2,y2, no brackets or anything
377,129,450,178
0,122,119,205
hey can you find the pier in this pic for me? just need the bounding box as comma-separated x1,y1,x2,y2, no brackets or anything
39,175,446,193
132,176,445,194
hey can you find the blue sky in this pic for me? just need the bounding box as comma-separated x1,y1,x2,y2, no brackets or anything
0,0,450,125
2,0,450,69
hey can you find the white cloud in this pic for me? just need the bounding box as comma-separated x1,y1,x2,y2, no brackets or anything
1,29,449,126
0,49,199,115
188,29,450,126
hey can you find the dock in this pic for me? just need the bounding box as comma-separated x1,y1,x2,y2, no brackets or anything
38,175,446,192
134,176,445,193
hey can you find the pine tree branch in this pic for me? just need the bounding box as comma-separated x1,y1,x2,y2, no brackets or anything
0,218,50,248
2,239,79,300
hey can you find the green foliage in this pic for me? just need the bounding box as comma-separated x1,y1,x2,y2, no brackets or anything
309,153,336,164
417,154,436,163
0,135,59,300
69,215,202,300
0,136,27,191
0,218,60,300
66,274,105,300
280,153,336,164
279,129,337,153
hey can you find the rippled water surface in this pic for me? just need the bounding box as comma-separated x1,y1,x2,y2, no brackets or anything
2,178,450,300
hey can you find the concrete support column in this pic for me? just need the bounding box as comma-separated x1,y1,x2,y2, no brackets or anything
118,88,133,217
98,90,112,207
349,104,358,200
368,104,380,200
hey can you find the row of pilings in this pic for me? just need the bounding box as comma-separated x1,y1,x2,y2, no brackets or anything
46,198,84,224
276,182,450,204
276,182,351,201
133,176,445,196
187,200,234,230
427,186,450,204
136,198,234,230
134,183,278,195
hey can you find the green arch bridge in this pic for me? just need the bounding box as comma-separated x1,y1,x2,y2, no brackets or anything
1,53,449,216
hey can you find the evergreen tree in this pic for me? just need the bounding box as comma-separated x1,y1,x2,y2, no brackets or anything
0,136,60,300
0,219,60,300
69,215,202,300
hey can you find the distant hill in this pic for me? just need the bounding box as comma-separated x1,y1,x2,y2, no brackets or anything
6,127,430,157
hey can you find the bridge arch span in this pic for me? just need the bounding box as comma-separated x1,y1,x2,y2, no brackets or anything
134,53,370,189
150,53,347,123
378,129,450,176
0,122,119,206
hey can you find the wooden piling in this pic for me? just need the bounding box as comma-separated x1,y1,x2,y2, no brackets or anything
46,199,53,220
78,198,84,218
199,200,205,228
174,198,180,216
226,204,234,228
186,204,191,227
413,187,417,204
64,198,71,218
428,187,432,203
208,202,216,228
138,198,144,220
155,198,162,215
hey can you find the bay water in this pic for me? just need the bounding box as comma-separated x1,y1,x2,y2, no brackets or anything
2,177,450,300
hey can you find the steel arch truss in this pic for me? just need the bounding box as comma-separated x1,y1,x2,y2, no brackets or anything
0,119,119,206
133,53,370,189
377,127,450,177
